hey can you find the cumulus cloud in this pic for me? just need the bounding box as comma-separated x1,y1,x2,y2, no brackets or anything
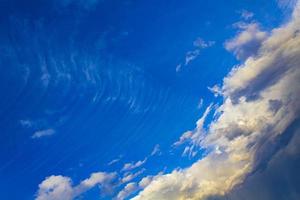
225,22,268,60
223,122,300,200
36,176,73,200
36,172,116,200
32,129,56,139
132,2,300,200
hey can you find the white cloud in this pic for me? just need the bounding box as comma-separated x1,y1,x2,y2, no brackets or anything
73,172,116,196
121,169,146,184
138,176,154,189
175,64,182,72
185,49,200,66
132,1,300,200
193,38,215,48
36,172,116,200
150,144,161,156
177,38,215,72
197,98,204,109
173,104,212,154
173,131,193,147
116,182,139,200
108,158,121,165
122,158,147,172
108,155,123,166
36,176,73,200
225,23,268,60
208,85,222,97
32,129,56,139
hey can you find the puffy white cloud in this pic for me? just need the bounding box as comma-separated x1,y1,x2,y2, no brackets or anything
36,172,116,200
225,23,268,60
132,2,300,200
36,176,73,200
73,172,117,196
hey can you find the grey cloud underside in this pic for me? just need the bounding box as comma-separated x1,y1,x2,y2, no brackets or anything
225,23,267,61
216,119,300,200
225,37,300,103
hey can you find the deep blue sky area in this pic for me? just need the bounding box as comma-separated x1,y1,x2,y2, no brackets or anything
0,0,288,199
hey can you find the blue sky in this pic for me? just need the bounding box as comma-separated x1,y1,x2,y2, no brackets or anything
0,0,300,200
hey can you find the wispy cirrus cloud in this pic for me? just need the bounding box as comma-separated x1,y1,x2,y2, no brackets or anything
121,169,146,184
31,129,56,139
150,144,161,156
116,182,139,200
176,38,215,72
121,158,147,172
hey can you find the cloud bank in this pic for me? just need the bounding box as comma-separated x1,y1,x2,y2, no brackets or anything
132,2,300,200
